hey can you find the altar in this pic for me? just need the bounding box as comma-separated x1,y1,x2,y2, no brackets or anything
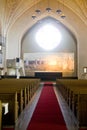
35,71,62,81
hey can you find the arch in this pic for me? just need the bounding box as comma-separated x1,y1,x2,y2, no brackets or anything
21,16,77,77
22,16,77,42
7,4,82,77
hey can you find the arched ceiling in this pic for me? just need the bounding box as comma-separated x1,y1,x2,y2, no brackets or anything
0,0,87,36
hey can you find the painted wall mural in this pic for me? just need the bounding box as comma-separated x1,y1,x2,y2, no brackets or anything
24,53,74,73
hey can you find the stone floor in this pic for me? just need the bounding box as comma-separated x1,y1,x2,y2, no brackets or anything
15,82,79,130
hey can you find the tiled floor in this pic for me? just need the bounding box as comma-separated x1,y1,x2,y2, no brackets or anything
15,82,79,130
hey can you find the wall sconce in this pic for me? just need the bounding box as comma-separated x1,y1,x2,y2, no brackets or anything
83,67,87,73
0,45,2,51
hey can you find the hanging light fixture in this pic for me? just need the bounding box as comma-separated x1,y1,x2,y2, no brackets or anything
35,1,41,14
35,9,41,14
32,15,36,19
60,0,66,19
32,0,66,20
56,0,62,14
46,0,52,12
46,7,52,12
32,0,37,19
56,9,62,14
61,13,66,19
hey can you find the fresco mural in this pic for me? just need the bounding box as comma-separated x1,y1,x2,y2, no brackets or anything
24,53,74,73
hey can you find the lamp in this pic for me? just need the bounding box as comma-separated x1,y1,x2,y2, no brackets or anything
83,67,87,74
0,45,2,51
32,0,66,19
60,0,66,19
35,9,41,14
32,0,37,19
61,13,66,19
56,9,62,14
32,15,36,19
56,0,62,14
35,0,41,14
46,0,52,12
46,7,52,12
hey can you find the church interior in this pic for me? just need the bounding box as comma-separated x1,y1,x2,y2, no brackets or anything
0,0,87,130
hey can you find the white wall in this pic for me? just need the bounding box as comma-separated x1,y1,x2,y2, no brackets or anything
21,18,77,77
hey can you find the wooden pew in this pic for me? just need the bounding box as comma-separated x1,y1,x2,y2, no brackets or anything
0,100,2,130
56,79,87,103
70,88,87,127
0,88,22,126
0,78,40,100
0,80,28,112
56,79,87,128
0,78,40,128
0,78,40,108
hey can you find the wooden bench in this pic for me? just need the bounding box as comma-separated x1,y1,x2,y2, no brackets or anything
0,78,40,107
0,100,2,130
69,88,87,127
56,79,87,128
0,87,23,126
0,80,28,111
0,78,40,128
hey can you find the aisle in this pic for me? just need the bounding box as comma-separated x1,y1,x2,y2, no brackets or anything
27,82,68,130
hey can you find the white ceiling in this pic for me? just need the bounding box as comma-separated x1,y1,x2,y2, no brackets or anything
0,0,87,36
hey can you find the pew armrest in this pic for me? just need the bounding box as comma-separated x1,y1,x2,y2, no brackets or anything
2,103,9,115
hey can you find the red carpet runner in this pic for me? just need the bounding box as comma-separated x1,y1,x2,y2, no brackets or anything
27,82,68,130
